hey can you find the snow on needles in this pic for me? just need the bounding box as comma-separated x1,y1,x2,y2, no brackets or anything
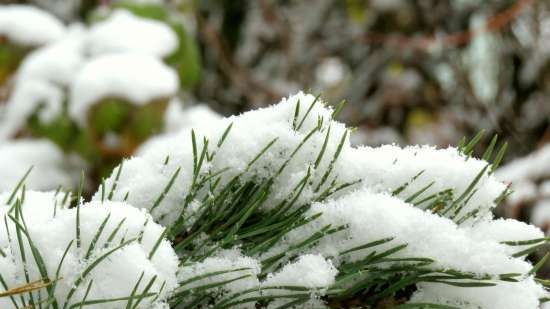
69,53,178,125
87,10,178,58
0,191,178,309
0,5,65,46
96,92,548,308
99,91,505,225
267,190,546,309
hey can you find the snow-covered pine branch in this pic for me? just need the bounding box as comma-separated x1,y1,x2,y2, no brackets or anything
96,92,549,309
0,190,178,309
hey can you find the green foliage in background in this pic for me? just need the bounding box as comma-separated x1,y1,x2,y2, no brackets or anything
114,1,202,89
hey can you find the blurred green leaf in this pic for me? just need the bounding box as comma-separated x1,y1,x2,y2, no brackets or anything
0,42,29,86
166,23,202,89
89,98,131,135
113,2,168,21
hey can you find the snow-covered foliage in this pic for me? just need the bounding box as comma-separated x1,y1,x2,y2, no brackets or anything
0,5,64,46
0,80,64,139
99,92,505,225
0,139,81,191
0,6,180,138
15,25,86,86
0,190,178,309
87,10,178,58
69,53,178,125
97,92,549,308
177,248,261,304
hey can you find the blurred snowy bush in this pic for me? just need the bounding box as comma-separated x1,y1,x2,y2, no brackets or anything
0,2,203,189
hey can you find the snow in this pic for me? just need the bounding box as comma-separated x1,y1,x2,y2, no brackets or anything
0,193,178,309
0,25,85,139
178,248,261,297
164,101,222,134
267,190,546,309
99,92,505,226
135,102,222,156
262,254,337,289
271,190,536,274
0,5,65,46
531,200,550,228
497,144,550,183
69,53,178,125
466,218,545,252
16,24,87,86
0,139,81,191
94,92,548,307
506,180,538,206
411,279,544,309
497,144,550,226
0,80,63,139
261,255,336,308
87,10,178,58
341,144,506,222
0,190,71,224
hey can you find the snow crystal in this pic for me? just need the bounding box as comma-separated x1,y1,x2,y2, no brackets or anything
69,53,178,125
0,194,178,309
0,5,65,46
0,139,81,191
87,10,178,58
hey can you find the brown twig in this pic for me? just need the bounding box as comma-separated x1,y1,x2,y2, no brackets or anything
359,0,533,51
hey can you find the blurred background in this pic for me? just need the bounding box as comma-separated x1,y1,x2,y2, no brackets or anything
0,0,548,242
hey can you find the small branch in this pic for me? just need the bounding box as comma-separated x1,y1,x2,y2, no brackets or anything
358,0,533,51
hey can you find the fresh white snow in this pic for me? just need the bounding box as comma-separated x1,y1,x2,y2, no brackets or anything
0,192,178,309
0,80,64,139
99,92,505,226
69,53,178,125
95,92,548,308
0,139,81,191
16,24,87,86
0,4,65,46
87,10,178,58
